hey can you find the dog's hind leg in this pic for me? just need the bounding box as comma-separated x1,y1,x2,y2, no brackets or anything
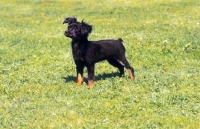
117,57,135,81
107,58,124,77
76,65,84,85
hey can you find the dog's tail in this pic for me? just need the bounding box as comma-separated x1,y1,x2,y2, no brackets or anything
118,38,123,42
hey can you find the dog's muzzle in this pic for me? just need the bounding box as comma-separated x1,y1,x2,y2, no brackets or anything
64,31,77,38
64,31,69,37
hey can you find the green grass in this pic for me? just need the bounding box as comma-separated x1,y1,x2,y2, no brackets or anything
0,0,199,128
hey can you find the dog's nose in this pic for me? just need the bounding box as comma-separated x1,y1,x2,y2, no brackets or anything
64,31,68,34
64,31,69,36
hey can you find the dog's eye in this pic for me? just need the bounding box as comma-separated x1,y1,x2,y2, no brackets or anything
74,27,78,30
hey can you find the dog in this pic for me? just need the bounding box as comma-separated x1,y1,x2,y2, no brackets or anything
63,17,135,89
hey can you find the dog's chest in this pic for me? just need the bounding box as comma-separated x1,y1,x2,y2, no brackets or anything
72,43,86,61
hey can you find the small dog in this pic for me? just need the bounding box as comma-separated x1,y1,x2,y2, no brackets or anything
63,17,135,89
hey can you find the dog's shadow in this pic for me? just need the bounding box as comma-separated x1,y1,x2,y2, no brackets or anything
63,72,120,84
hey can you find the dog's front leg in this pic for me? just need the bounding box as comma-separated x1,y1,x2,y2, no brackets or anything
87,65,95,89
76,65,84,85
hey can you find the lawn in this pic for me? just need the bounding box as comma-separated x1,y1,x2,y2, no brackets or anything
0,0,199,128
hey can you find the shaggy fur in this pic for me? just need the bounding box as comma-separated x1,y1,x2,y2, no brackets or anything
63,17,135,89
63,17,77,24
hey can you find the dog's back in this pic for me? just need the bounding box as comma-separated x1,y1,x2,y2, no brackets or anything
91,38,125,52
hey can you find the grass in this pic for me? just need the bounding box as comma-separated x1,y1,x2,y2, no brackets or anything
0,0,199,128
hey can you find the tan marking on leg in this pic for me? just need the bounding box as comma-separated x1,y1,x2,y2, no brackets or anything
77,73,83,85
88,80,94,89
128,69,135,81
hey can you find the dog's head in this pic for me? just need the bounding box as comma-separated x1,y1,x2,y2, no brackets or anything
63,17,77,24
64,20,92,39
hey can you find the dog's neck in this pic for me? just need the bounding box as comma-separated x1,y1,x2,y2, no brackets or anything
71,36,89,46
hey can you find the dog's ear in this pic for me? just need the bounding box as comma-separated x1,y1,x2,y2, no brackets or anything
63,17,77,24
81,20,92,36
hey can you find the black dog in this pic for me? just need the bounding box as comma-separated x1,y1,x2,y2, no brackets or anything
63,17,135,89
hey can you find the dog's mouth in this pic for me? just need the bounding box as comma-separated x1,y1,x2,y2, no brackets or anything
64,32,74,37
